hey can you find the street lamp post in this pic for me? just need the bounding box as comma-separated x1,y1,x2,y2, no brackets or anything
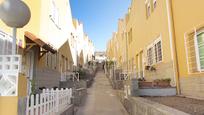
0,0,31,54
12,27,16,54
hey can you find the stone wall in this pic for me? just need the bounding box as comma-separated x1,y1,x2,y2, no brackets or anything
180,76,204,99
35,69,60,89
72,88,87,106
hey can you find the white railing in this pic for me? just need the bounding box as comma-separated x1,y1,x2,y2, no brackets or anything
26,88,72,115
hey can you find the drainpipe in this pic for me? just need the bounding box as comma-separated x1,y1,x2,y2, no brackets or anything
166,0,181,94
125,32,129,76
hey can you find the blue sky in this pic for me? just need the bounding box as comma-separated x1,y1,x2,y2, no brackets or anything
70,0,131,51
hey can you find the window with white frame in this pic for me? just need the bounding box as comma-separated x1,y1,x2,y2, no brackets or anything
147,37,162,65
153,0,157,9
147,47,154,65
155,41,162,63
145,1,151,18
128,28,133,44
147,2,151,17
196,31,204,70
185,28,204,73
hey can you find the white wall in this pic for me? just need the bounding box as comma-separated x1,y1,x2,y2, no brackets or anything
39,0,73,50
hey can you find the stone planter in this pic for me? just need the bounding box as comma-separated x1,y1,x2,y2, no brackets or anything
156,81,170,87
138,87,177,96
139,81,153,88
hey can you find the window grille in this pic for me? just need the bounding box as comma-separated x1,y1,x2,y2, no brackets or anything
0,30,12,55
146,36,162,66
147,47,154,65
185,28,204,73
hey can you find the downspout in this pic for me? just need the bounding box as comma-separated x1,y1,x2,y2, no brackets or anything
126,32,129,77
166,0,181,94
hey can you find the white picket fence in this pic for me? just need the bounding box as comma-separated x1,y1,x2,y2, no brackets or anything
26,88,72,115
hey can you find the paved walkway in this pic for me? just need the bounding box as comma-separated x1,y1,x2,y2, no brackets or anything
76,70,128,115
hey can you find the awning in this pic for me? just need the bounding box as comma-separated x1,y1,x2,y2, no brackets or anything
24,31,57,54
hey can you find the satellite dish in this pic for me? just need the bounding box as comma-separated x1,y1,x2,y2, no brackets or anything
0,0,31,28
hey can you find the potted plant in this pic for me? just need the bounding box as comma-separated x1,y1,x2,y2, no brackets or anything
29,79,36,95
150,66,156,71
145,66,151,70
145,65,156,71
138,77,146,81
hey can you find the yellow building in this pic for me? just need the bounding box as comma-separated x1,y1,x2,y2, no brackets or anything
107,0,177,85
107,32,117,60
171,0,204,99
116,19,127,70
106,0,204,99
106,19,128,71
126,0,176,86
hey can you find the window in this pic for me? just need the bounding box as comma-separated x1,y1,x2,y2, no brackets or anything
155,41,162,62
50,0,60,29
153,0,157,9
147,3,151,17
147,47,154,65
147,37,162,66
46,53,49,68
139,51,144,77
129,60,131,70
128,29,133,44
66,58,68,71
145,1,151,18
46,52,54,68
196,31,204,70
61,55,65,71
55,53,58,69
185,29,204,73
135,55,139,73
132,58,134,71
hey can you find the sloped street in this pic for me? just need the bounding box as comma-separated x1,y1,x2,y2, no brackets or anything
76,69,128,115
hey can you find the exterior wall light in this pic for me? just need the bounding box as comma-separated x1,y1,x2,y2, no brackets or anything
0,0,31,54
